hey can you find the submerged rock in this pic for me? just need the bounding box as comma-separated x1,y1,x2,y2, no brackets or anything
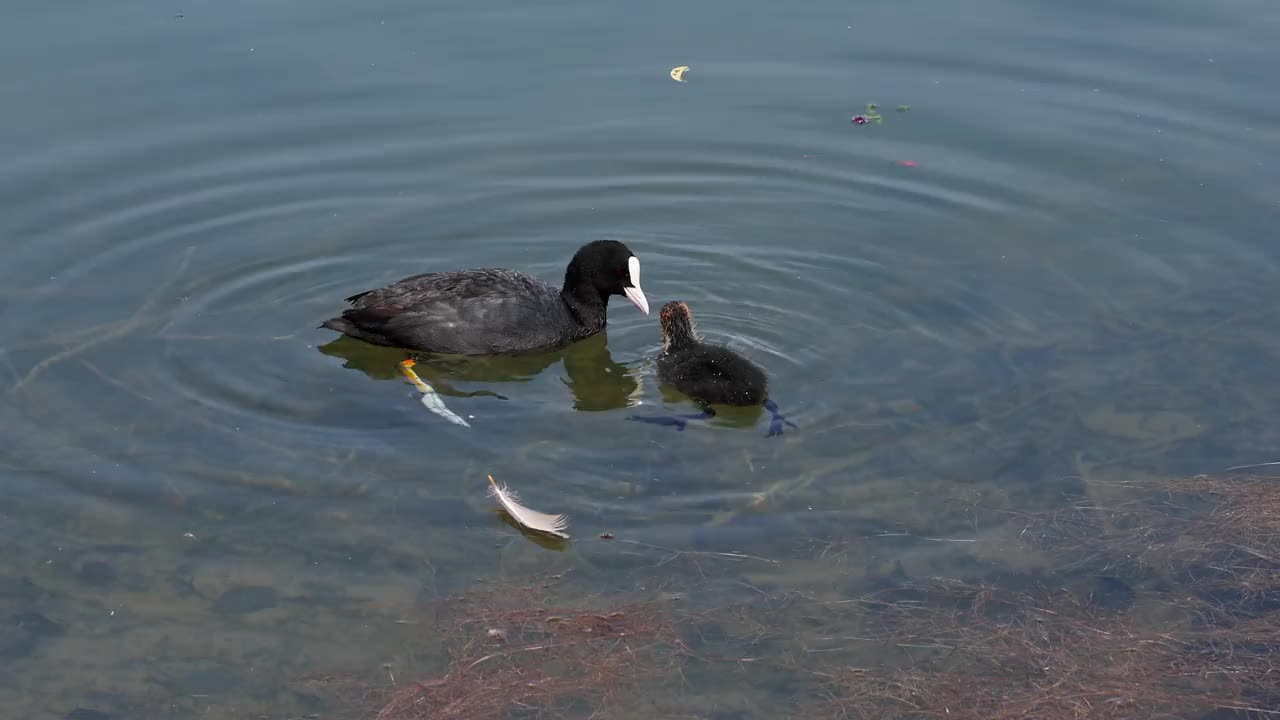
75,560,119,588
0,575,44,603
1,611,66,661
1080,574,1137,613
168,666,243,694
211,585,277,615
65,710,111,720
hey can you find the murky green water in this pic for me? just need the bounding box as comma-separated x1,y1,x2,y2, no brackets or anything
3,0,1280,717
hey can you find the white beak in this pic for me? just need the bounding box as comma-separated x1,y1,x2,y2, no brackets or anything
622,255,649,314
623,284,649,315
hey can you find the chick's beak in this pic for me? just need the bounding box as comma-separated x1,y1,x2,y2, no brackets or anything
623,285,649,315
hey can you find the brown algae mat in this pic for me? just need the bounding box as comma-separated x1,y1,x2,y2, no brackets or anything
288,473,1280,720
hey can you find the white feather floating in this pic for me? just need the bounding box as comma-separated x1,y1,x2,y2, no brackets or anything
486,474,570,539
398,359,470,428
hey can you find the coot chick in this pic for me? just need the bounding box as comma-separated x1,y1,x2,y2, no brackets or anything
320,240,649,355
629,301,795,436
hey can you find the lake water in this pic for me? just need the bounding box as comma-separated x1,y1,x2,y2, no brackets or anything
2,0,1279,718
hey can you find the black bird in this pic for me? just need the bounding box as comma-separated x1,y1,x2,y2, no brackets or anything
629,301,795,436
320,240,649,355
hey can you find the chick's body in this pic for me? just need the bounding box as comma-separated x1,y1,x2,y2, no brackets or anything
656,301,768,408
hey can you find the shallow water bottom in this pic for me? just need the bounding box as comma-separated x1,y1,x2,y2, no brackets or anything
8,289,1280,719
6,458,1280,719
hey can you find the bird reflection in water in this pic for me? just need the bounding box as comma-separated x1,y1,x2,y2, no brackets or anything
317,331,641,415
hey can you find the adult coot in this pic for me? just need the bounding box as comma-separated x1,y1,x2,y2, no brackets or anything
629,301,795,436
320,240,649,355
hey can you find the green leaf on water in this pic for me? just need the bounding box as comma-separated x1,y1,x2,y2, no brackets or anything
897,105,910,112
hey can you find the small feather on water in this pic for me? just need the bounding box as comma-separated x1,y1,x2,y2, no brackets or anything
486,474,569,539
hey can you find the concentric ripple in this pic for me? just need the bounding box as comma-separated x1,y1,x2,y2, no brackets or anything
2,0,1279,561
3,2,1280,715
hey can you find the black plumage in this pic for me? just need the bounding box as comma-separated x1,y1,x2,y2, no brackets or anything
631,301,795,436
655,301,768,406
320,240,649,355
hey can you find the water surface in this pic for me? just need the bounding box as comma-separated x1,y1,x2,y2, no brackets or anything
2,0,1279,717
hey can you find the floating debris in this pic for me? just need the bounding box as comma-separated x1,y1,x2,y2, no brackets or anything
398,359,471,428
850,102,912,126
670,65,689,82
486,474,570,539
897,160,918,167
